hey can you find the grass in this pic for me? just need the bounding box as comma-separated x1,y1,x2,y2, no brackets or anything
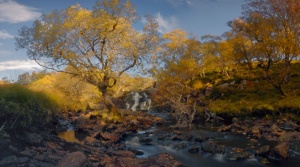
0,84,58,130
201,63,300,120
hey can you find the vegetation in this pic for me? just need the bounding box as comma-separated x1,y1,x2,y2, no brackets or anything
0,84,58,131
0,0,297,129
15,0,159,116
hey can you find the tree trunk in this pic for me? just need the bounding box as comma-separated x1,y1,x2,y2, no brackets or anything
274,84,287,97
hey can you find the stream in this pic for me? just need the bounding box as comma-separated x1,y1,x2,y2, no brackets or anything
57,112,300,167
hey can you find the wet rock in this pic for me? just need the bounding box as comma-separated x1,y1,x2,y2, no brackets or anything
269,142,289,159
173,142,188,150
148,153,187,167
128,147,144,155
25,132,43,145
226,148,250,160
29,159,56,167
194,136,209,143
255,145,270,157
20,150,35,157
139,137,153,145
44,154,63,165
100,132,121,143
57,151,86,167
201,141,217,153
107,150,136,158
188,147,200,153
8,145,18,153
18,156,30,163
0,155,18,166
261,158,270,164
84,136,101,146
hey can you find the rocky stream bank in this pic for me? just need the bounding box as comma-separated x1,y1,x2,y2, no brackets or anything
1,110,300,167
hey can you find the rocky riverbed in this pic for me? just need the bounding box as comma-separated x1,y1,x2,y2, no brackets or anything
1,110,300,167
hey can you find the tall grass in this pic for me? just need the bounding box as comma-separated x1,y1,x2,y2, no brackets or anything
0,84,58,130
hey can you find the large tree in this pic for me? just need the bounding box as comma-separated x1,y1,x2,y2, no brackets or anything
230,0,300,96
15,0,159,114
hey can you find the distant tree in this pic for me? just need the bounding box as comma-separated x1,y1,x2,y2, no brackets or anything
15,0,159,115
230,0,300,96
17,69,48,84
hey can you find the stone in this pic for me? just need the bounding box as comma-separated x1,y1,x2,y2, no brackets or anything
29,159,55,167
148,153,187,167
255,145,270,157
18,157,30,163
173,142,188,150
188,147,200,153
100,132,121,143
20,150,35,157
25,132,43,145
201,141,217,153
84,136,101,146
269,142,289,159
57,151,86,167
0,155,18,166
107,150,136,158
128,147,144,155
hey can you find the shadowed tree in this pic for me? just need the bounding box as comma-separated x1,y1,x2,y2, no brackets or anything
15,0,159,115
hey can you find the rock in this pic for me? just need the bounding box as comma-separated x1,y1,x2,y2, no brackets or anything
269,142,289,159
25,132,43,145
128,147,144,155
0,155,18,166
221,83,229,88
261,158,270,164
18,157,30,163
57,151,86,167
149,153,187,167
100,132,121,143
232,117,239,124
194,136,209,143
201,141,217,153
173,142,188,150
230,81,235,85
84,136,101,146
188,147,200,153
20,150,35,157
139,137,153,145
109,150,136,158
29,159,55,167
9,145,18,153
255,145,270,157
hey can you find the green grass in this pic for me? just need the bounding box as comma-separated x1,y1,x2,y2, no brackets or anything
0,84,58,130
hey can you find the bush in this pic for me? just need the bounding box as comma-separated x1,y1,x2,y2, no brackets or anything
0,84,58,130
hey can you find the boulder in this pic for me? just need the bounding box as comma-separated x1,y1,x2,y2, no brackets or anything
201,141,217,153
57,151,86,167
269,142,289,159
148,153,187,167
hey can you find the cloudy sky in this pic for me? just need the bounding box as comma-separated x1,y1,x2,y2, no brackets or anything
0,0,244,80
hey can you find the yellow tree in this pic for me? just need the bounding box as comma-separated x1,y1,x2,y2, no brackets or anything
155,29,203,127
15,0,159,114
231,0,300,96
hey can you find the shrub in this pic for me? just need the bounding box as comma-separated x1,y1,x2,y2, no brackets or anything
0,84,58,130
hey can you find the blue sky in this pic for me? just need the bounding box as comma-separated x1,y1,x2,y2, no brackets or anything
0,0,245,80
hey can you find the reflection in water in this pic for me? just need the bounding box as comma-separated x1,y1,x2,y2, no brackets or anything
57,130,85,144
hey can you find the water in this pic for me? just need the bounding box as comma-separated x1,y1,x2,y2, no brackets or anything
56,113,300,167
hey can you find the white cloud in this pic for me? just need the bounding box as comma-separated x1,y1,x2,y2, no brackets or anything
0,30,14,39
0,60,42,71
0,43,2,46
0,0,41,23
155,13,178,34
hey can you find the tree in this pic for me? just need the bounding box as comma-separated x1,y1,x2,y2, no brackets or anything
230,0,300,96
154,29,203,127
15,0,159,115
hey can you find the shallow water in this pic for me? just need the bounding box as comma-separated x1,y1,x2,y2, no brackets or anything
57,113,300,167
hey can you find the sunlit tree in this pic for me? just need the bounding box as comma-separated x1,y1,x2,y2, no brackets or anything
15,0,159,114
230,0,300,96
